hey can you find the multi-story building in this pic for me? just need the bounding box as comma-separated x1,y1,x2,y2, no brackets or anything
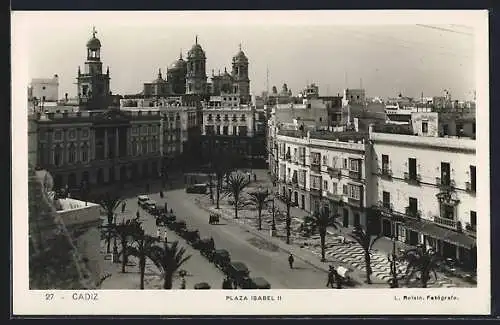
28,74,59,102
275,128,371,229
369,118,476,269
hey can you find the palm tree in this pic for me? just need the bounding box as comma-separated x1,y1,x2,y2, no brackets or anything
224,173,250,219
303,202,343,262
400,245,440,288
248,188,271,230
127,231,159,290
99,193,124,253
349,224,384,284
115,218,143,273
210,149,234,209
150,240,192,289
277,190,294,244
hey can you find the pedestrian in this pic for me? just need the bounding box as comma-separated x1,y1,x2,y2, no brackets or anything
136,210,140,219
253,173,257,181
326,266,335,288
181,277,186,289
159,190,164,199
164,202,168,212
164,230,168,243
121,201,126,213
288,254,295,269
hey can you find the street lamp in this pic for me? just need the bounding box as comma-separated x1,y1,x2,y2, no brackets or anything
387,218,400,288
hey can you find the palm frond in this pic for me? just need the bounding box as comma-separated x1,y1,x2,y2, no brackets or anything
368,234,385,251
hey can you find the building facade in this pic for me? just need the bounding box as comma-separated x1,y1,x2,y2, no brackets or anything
369,122,476,268
274,129,371,229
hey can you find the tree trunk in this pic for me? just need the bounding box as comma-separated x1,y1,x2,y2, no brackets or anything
121,239,127,273
234,200,239,219
286,206,291,244
106,228,111,254
139,256,145,290
163,271,174,289
364,251,372,284
421,271,429,288
258,208,262,230
216,177,221,209
320,231,326,261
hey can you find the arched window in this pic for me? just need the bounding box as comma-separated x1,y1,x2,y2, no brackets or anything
68,143,77,164
142,139,148,154
81,143,89,162
54,145,63,166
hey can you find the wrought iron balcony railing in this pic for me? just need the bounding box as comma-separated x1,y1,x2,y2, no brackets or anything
404,172,421,185
327,166,341,178
434,216,458,229
377,200,394,213
310,162,321,173
436,177,456,192
326,191,343,202
349,170,362,180
378,167,393,179
466,181,476,194
405,207,421,219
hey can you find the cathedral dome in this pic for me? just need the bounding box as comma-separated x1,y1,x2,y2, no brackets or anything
169,57,186,70
188,37,206,59
233,45,248,63
87,28,101,49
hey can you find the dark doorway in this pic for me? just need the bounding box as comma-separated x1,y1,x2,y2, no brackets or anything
294,191,298,205
382,219,392,237
301,195,305,209
343,208,349,227
408,230,419,246
441,162,450,185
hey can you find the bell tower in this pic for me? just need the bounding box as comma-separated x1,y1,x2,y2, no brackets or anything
186,36,207,95
232,43,250,104
77,27,111,110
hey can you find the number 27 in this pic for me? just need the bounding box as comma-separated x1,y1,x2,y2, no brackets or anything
45,293,54,301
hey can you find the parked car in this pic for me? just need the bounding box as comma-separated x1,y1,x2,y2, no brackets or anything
172,220,187,233
144,200,157,212
186,184,208,194
137,195,150,207
184,229,201,244
197,238,215,254
193,282,211,289
226,261,250,288
241,277,271,289
212,249,231,271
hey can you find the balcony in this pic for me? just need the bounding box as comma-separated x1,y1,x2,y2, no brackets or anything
310,188,322,196
436,177,456,192
349,170,361,180
377,200,394,212
310,162,321,173
327,166,341,178
325,191,343,202
434,216,458,230
404,172,421,186
378,167,393,180
466,182,476,195
347,197,362,207
285,153,291,162
464,222,477,237
405,207,421,219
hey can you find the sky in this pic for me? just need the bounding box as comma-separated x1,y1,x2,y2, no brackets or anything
14,11,479,101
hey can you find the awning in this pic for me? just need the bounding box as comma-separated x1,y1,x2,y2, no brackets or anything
403,218,476,249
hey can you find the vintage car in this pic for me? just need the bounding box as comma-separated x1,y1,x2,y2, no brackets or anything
144,200,157,213
193,282,211,289
241,277,271,289
196,238,215,254
186,183,208,194
209,212,221,224
137,195,150,207
183,229,201,244
226,261,250,288
212,249,231,270
172,220,187,233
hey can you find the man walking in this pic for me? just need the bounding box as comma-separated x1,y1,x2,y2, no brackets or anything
326,266,335,288
288,254,295,269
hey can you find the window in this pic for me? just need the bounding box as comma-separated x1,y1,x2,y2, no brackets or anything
310,175,322,189
422,121,428,134
216,114,221,121
382,191,390,208
208,114,213,121
382,154,389,172
470,165,476,192
408,158,417,179
311,152,321,165
348,184,361,200
54,130,62,141
82,129,89,138
223,126,228,135
238,126,247,136
233,114,237,121
233,126,238,135
224,114,229,121
470,211,477,227
343,185,348,195
441,162,450,185
322,155,327,165
69,130,76,139
142,126,148,134
216,126,221,135
323,180,328,192
54,145,62,166
349,158,360,172
443,205,454,220
408,197,418,214
81,145,88,162
68,145,76,163
241,114,246,121
343,158,348,169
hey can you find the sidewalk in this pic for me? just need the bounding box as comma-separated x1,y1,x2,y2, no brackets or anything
194,196,387,288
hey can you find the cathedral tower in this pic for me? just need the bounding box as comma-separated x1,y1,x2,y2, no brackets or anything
185,36,207,95
77,27,111,110
231,44,250,104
